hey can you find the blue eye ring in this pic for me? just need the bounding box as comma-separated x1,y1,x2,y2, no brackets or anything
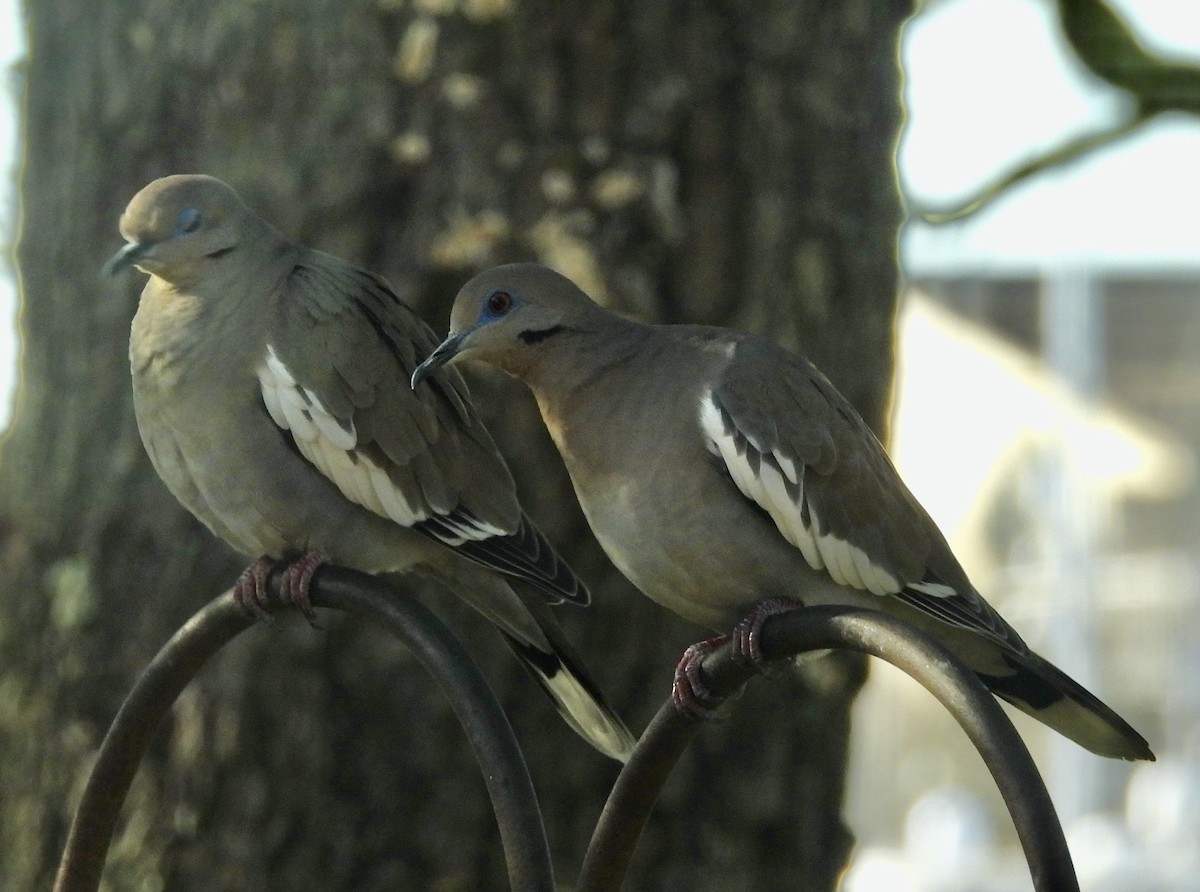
176,207,202,234
486,290,513,316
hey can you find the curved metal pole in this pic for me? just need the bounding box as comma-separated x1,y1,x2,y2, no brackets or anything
317,569,552,890
54,566,553,892
53,593,251,892
578,606,1078,892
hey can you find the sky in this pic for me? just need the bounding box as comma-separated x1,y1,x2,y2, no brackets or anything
2,0,1200,425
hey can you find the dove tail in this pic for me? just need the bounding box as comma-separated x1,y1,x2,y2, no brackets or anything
431,561,636,762
975,649,1154,761
500,632,637,763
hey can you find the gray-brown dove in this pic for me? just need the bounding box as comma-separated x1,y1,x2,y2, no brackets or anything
412,262,1153,762
106,177,635,762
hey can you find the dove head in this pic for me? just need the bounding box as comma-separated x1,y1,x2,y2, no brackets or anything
412,263,610,386
105,175,261,284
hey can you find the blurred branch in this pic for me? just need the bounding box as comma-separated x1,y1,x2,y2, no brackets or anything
53,567,554,892
914,0,1200,225
577,606,1078,892
913,111,1151,224
1057,0,1200,112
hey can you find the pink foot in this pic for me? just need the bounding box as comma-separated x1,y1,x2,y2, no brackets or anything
672,635,729,719
730,597,803,667
279,551,326,624
234,557,274,621
233,552,327,624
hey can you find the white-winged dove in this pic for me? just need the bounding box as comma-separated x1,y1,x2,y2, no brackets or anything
106,178,635,762
412,262,1154,762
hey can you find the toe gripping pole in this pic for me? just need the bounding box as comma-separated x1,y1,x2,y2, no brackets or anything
577,606,1079,892
53,566,554,892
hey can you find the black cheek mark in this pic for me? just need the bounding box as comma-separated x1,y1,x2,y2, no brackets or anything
519,325,566,345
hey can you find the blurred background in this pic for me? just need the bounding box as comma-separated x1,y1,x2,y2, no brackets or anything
847,1,1200,889
0,0,1196,889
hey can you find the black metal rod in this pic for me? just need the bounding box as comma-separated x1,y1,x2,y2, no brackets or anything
575,700,704,892
54,566,554,892
53,591,252,892
578,606,1078,892
316,569,553,891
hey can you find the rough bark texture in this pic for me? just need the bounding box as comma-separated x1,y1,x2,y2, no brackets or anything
0,0,909,888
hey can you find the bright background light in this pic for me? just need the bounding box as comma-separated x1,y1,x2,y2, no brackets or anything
902,0,1200,274
850,2,1200,889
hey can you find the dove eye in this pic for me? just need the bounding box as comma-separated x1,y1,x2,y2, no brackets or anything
486,290,513,316
176,208,202,234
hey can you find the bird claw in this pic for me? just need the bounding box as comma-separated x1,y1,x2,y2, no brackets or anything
233,552,326,626
730,597,803,668
280,552,325,627
234,557,275,622
672,636,729,720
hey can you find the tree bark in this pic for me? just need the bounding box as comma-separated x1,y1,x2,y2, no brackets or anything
1,0,910,888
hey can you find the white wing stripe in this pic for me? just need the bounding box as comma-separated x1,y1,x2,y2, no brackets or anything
309,403,356,450
368,463,420,525
436,513,504,542
257,345,436,527
860,553,896,598
773,450,799,485
908,581,957,598
700,391,900,597
259,374,289,430
830,537,863,589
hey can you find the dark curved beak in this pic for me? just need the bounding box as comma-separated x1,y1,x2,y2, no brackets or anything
411,332,467,389
103,241,151,277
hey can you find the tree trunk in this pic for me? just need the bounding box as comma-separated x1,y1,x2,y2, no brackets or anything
0,1,910,888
